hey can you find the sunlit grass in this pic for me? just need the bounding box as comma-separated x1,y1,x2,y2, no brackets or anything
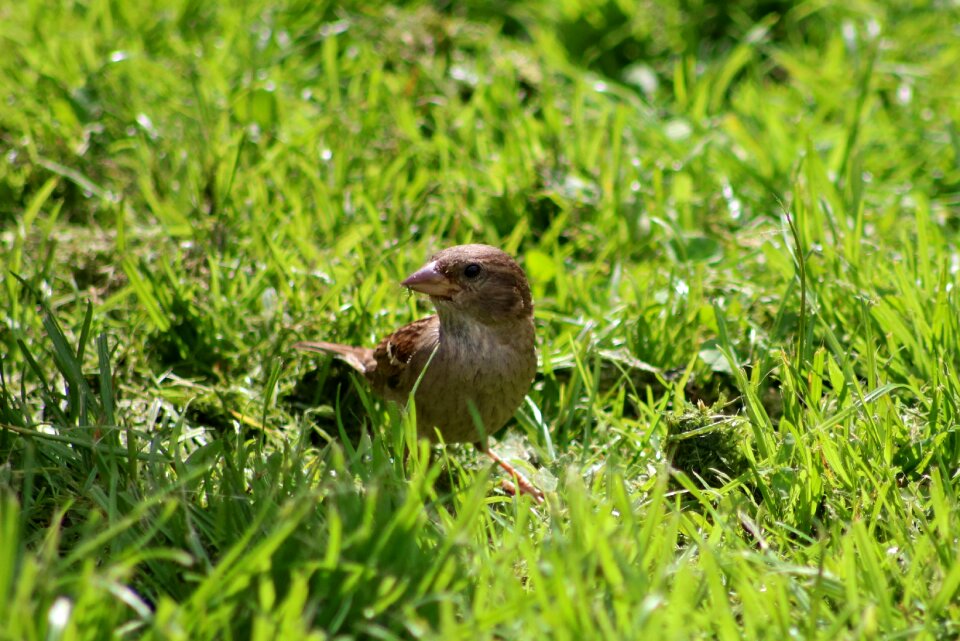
2,0,960,639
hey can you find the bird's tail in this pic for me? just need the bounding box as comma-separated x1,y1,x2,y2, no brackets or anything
293,341,374,375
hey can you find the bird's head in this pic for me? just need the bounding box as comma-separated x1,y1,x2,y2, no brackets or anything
401,244,533,325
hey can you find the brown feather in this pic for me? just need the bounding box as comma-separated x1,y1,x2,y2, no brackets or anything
292,340,375,375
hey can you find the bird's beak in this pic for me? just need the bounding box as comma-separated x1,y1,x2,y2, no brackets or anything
401,261,460,298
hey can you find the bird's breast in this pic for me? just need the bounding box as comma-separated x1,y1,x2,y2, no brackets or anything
413,319,536,443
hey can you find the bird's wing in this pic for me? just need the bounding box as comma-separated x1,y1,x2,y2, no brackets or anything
293,340,376,375
368,315,440,399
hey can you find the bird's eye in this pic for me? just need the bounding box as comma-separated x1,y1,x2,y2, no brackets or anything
463,263,482,278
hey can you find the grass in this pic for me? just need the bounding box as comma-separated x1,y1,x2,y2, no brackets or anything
2,0,960,638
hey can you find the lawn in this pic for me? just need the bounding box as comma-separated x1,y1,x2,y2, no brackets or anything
2,0,960,638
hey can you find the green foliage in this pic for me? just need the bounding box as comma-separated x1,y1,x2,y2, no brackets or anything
2,0,960,638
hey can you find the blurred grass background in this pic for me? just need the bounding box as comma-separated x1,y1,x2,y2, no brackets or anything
2,0,960,638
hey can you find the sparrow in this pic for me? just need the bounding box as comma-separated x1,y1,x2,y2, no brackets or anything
294,244,543,501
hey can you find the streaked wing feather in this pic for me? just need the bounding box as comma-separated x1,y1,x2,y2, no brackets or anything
369,316,439,398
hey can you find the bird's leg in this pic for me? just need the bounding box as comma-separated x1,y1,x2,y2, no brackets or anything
486,448,544,503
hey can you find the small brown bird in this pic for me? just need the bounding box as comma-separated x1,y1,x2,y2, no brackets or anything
294,244,543,501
